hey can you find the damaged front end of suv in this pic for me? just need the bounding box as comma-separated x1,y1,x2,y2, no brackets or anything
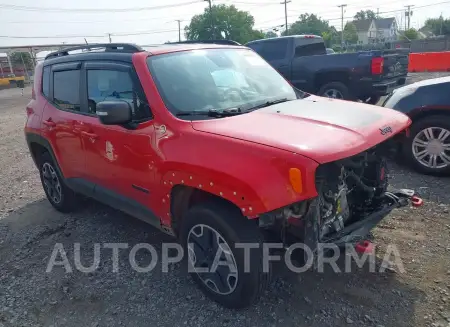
259,142,423,257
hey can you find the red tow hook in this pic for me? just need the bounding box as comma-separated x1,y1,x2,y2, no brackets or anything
411,195,424,207
355,240,375,254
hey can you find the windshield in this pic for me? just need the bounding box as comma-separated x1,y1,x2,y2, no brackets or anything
147,48,297,117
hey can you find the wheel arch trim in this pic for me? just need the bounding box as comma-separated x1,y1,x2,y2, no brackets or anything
25,132,65,178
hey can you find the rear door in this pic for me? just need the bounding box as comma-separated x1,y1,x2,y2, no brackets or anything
40,62,89,183
247,38,291,79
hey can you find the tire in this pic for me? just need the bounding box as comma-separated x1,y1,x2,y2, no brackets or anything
403,115,450,175
179,200,270,309
363,95,381,105
318,82,352,100
39,152,78,212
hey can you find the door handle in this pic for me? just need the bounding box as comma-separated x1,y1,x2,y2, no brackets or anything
81,131,98,139
43,119,56,127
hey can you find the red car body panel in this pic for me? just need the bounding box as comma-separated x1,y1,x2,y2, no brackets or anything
134,52,319,223
24,63,44,136
192,95,412,164
25,49,411,230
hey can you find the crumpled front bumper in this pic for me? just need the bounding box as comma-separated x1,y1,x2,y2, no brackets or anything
301,189,423,255
324,189,423,246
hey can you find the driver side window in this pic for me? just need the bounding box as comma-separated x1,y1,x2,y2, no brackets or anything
87,69,151,122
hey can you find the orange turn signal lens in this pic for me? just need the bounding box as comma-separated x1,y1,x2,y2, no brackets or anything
289,168,303,193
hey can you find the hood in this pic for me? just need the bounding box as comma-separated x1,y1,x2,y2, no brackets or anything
191,95,411,164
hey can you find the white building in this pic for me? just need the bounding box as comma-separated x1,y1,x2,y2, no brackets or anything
353,18,398,45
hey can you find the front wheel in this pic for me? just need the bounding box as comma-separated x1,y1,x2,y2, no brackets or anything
180,201,269,309
403,115,450,175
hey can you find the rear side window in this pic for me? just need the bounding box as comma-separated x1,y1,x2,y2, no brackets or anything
42,66,50,97
249,39,288,61
53,70,81,111
295,42,326,57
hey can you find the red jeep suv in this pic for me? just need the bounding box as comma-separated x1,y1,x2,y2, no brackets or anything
25,42,417,308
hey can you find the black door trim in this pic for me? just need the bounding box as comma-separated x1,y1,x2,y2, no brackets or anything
66,178,163,232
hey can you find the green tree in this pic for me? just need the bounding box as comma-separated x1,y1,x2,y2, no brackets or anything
354,10,376,21
343,22,358,44
264,31,278,38
283,13,332,37
9,52,33,68
320,26,340,47
185,4,263,44
424,17,450,36
401,28,419,40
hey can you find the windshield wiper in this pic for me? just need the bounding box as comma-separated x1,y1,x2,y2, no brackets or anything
176,108,243,118
243,98,290,112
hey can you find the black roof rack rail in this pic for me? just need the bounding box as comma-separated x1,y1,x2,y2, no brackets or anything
45,43,143,60
168,40,241,46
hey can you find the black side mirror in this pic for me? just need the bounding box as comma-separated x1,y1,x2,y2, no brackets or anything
96,101,132,125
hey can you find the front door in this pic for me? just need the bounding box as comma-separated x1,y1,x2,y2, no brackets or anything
79,61,156,209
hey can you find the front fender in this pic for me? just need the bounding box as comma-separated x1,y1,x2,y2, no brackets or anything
158,131,319,218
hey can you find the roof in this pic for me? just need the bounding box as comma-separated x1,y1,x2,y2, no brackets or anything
375,18,396,29
352,19,373,32
418,26,435,37
352,17,396,32
145,43,246,55
42,42,247,66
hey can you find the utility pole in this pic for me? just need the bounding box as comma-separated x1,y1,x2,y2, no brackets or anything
376,8,379,18
204,0,215,39
440,12,444,35
108,33,112,43
280,0,291,35
175,20,182,42
338,4,347,46
405,5,414,30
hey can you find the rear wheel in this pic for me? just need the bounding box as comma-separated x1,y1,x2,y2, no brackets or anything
403,115,450,174
318,82,352,100
180,200,269,309
39,152,78,212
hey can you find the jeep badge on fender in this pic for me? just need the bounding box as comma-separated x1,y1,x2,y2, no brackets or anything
380,126,393,135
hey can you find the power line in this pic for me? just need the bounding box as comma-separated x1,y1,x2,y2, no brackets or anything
0,1,200,13
256,0,450,27
288,0,405,15
0,29,180,39
1,14,199,24
2,0,449,40
0,1,277,25
221,0,281,4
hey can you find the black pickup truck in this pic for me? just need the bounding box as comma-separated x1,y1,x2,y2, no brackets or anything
246,35,408,104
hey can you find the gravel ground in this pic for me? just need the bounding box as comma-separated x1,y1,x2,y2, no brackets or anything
0,74,449,327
